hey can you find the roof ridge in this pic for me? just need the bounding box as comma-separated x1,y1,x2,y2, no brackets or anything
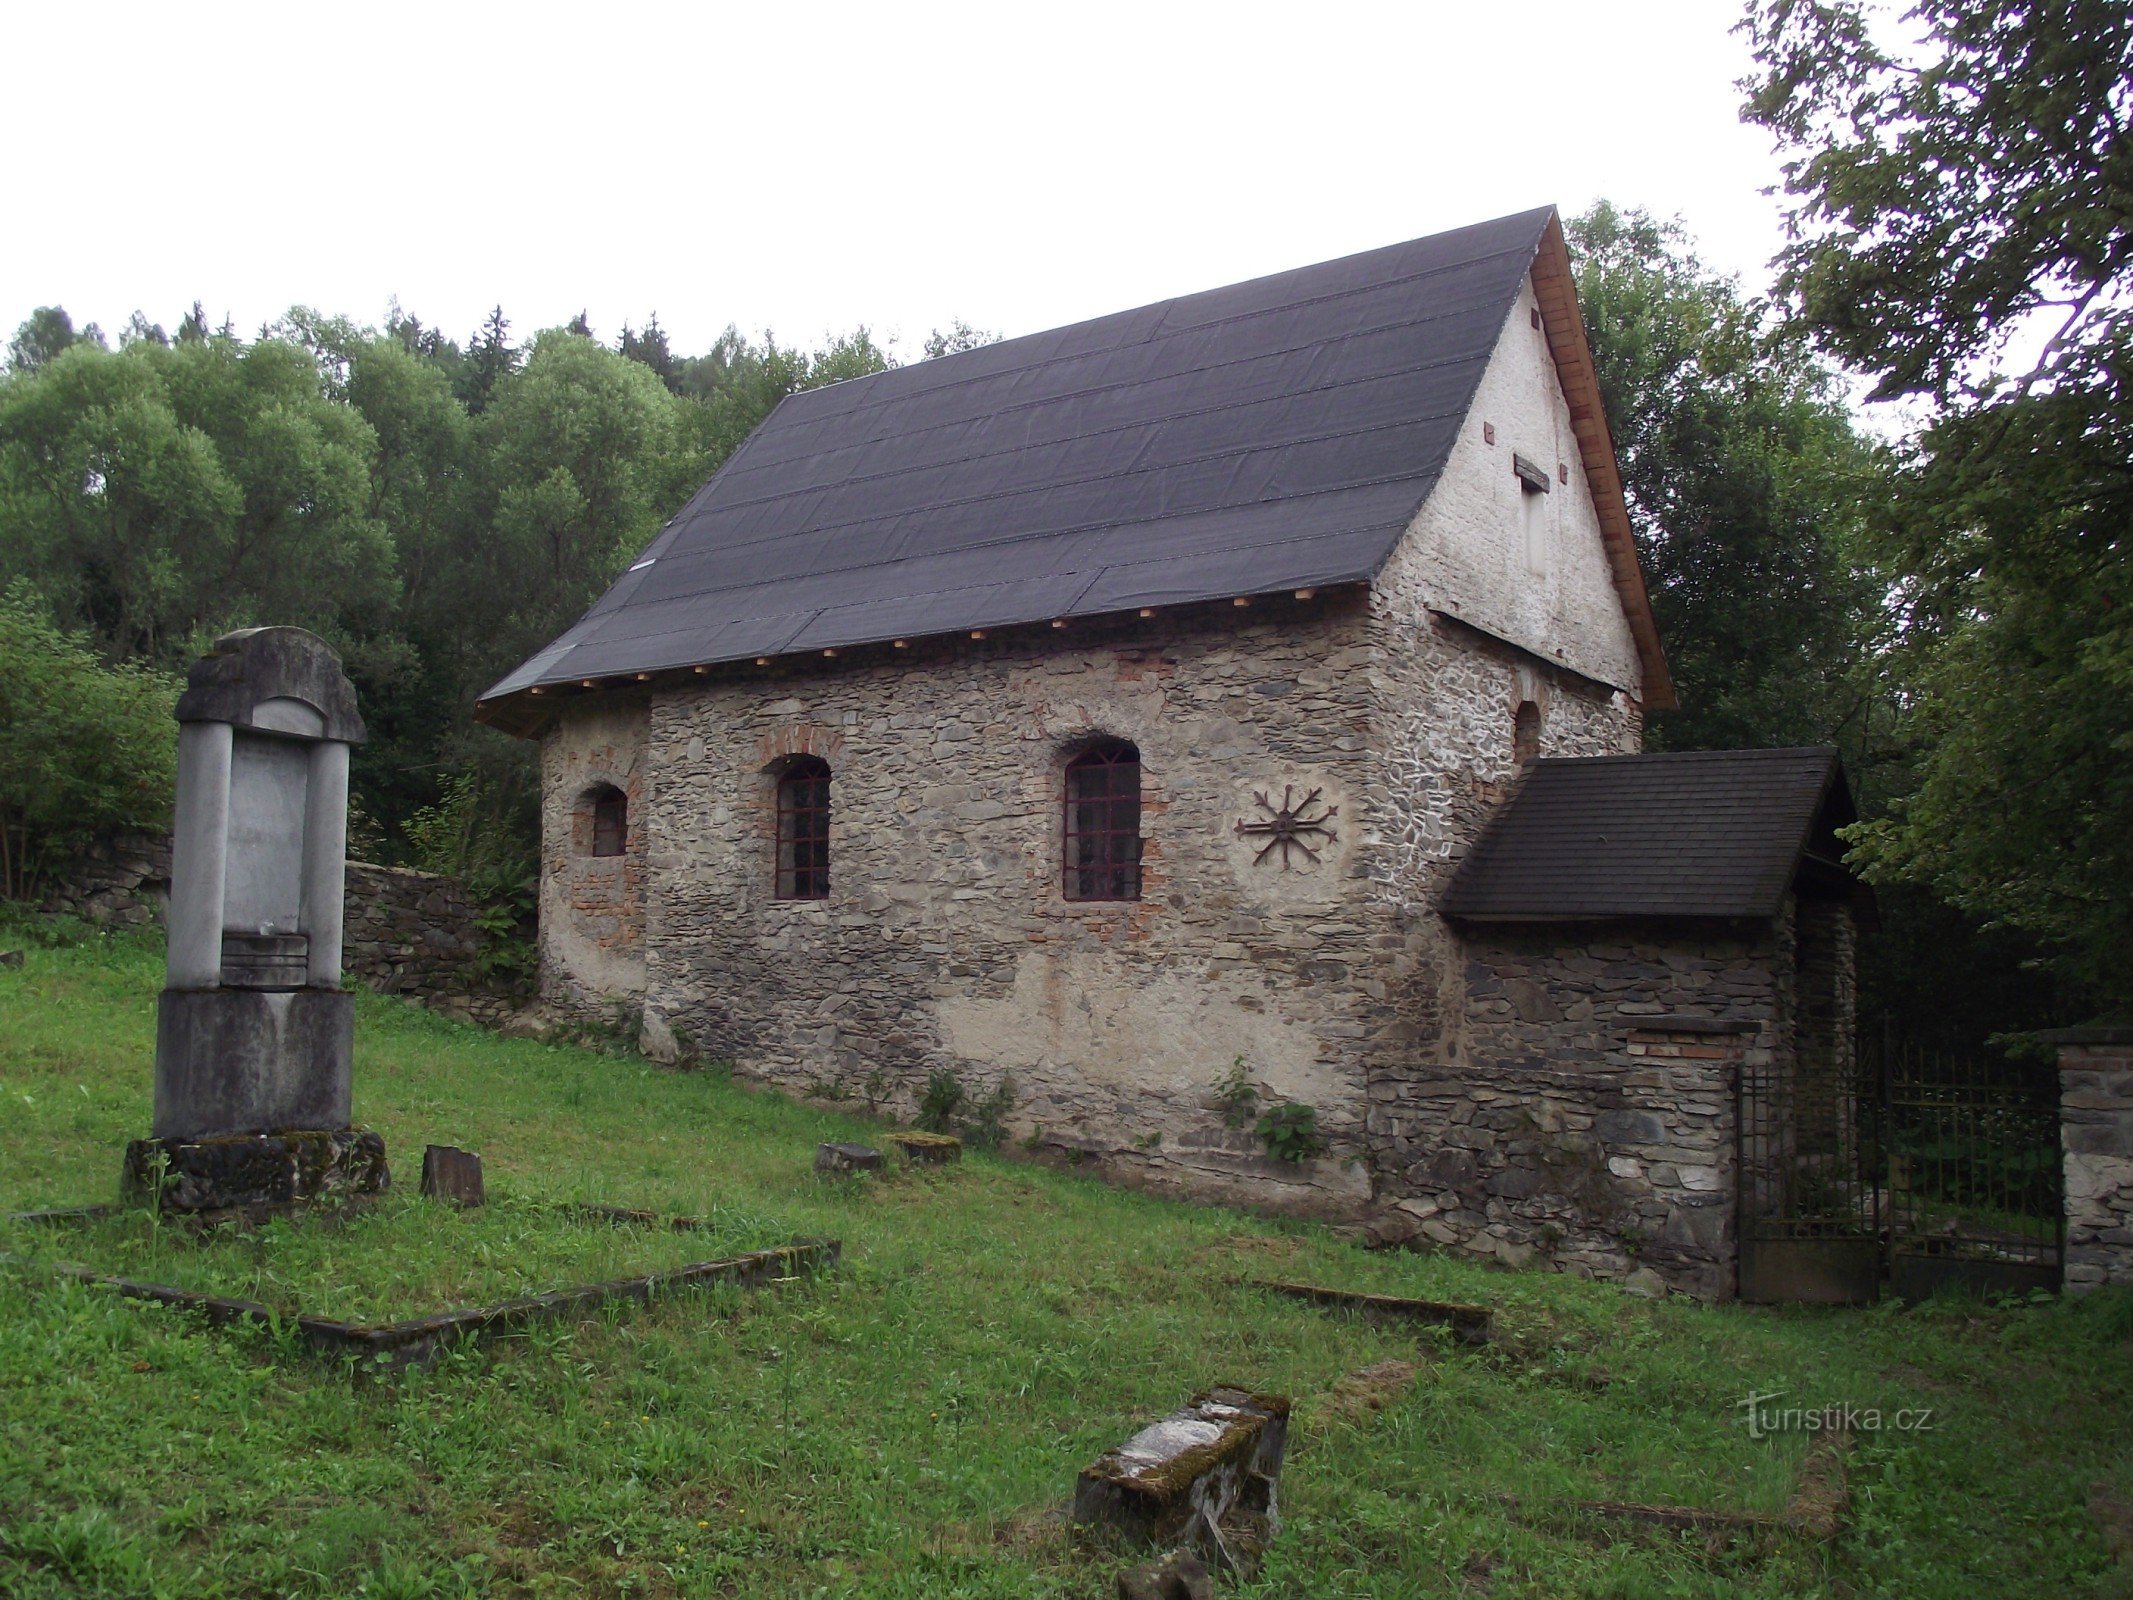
1529,746,1838,764
783,213,1554,417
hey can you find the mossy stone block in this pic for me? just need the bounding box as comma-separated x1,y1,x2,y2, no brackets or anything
122,1127,388,1215
889,1131,962,1165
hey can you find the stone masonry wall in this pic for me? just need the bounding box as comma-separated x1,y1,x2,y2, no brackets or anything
614,598,1384,1215
1367,920,1787,1300
1350,378,1665,1288
2058,1032,2133,1292
341,863,504,1020
35,830,172,928
27,832,500,1018
536,578,1649,1229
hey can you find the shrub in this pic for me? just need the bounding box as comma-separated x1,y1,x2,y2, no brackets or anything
1257,1102,1326,1163
917,1069,965,1133
1212,1056,1260,1129
964,1073,1017,1151
0,585,179,900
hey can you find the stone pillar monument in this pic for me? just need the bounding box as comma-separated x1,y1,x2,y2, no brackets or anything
123,628,389,1213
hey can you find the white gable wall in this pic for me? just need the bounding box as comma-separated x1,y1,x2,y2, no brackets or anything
1393,274,1645,697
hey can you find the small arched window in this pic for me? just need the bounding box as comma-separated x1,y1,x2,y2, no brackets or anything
1513,702,1542,767
589,784,628,857
776,756,831,900
1063,741,1142,902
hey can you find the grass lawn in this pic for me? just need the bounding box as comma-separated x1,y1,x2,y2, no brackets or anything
2,924,2129,1598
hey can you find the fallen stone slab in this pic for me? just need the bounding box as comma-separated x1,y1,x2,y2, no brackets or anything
889,1131,962,1165
1783,1426,1854,1539
815,1142,885,1175
1561,1497,1775,1534
1321,1358,1425,1423
420,1145,485,1209
1073,1386,1289,1569
561,1202,711,1231
45,1238,840,1373
1249,1278,1493,1346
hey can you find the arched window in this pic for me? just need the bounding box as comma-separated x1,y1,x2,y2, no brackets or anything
1063,741,1141,902
588,784,628,857
776,756,831,899
1513,702,1542,767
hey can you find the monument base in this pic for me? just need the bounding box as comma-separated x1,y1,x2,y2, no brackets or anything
154,987,354,1139
122,1127,389,1216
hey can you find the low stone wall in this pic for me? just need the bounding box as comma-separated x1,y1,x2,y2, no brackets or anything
26,833,510,1023
36,831,172,928
2056,1030,2133,1292
342,863,513,1022
1368,921,1788,1300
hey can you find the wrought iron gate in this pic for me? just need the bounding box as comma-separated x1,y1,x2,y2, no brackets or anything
1738,1037,2063,1303
1879,1041,2064,1301
1738,1051,1882,1303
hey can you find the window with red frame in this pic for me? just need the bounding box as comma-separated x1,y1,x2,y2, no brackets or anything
1063,741,1142,901
776,757,831,899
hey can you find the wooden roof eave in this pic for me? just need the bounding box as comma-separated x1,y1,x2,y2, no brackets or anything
1528,214,1677,712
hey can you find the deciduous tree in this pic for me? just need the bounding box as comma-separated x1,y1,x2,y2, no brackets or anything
1744,0,2133,1004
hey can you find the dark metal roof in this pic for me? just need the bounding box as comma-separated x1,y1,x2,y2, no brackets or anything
483,207,1615,705
1441,748,1857,922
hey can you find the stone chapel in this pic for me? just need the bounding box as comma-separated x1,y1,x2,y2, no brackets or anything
479,206,1866,1300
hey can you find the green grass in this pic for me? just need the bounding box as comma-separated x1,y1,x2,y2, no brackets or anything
1,925,2129,1598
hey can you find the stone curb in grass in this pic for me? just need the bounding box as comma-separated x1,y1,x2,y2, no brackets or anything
1495,1425,1854,1540
7,1204,117,1227
1244,1278,1494,1346
38,1238,841,1373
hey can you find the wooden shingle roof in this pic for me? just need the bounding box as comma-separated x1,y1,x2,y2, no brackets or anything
1441,748,1857,922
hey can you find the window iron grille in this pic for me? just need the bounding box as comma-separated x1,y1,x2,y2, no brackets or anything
1063,742,1141,901
591,788,628,858
776,757,831,899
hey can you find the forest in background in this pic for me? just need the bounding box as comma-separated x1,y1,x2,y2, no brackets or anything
1,2,2126,1037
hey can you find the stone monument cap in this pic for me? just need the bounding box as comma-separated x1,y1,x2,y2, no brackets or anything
175,627,365,744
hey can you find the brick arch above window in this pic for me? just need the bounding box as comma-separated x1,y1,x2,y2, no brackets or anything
753,722,845,772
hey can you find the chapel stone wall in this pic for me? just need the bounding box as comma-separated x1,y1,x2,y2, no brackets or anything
539,693,650,1013
619,599,1396,1214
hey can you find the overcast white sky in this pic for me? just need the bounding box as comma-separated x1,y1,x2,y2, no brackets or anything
4,1,1794,360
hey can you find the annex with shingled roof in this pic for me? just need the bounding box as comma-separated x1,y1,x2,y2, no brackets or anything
485,206,1862,1301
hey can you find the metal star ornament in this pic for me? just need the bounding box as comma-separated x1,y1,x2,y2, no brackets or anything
1234,784,1340,870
